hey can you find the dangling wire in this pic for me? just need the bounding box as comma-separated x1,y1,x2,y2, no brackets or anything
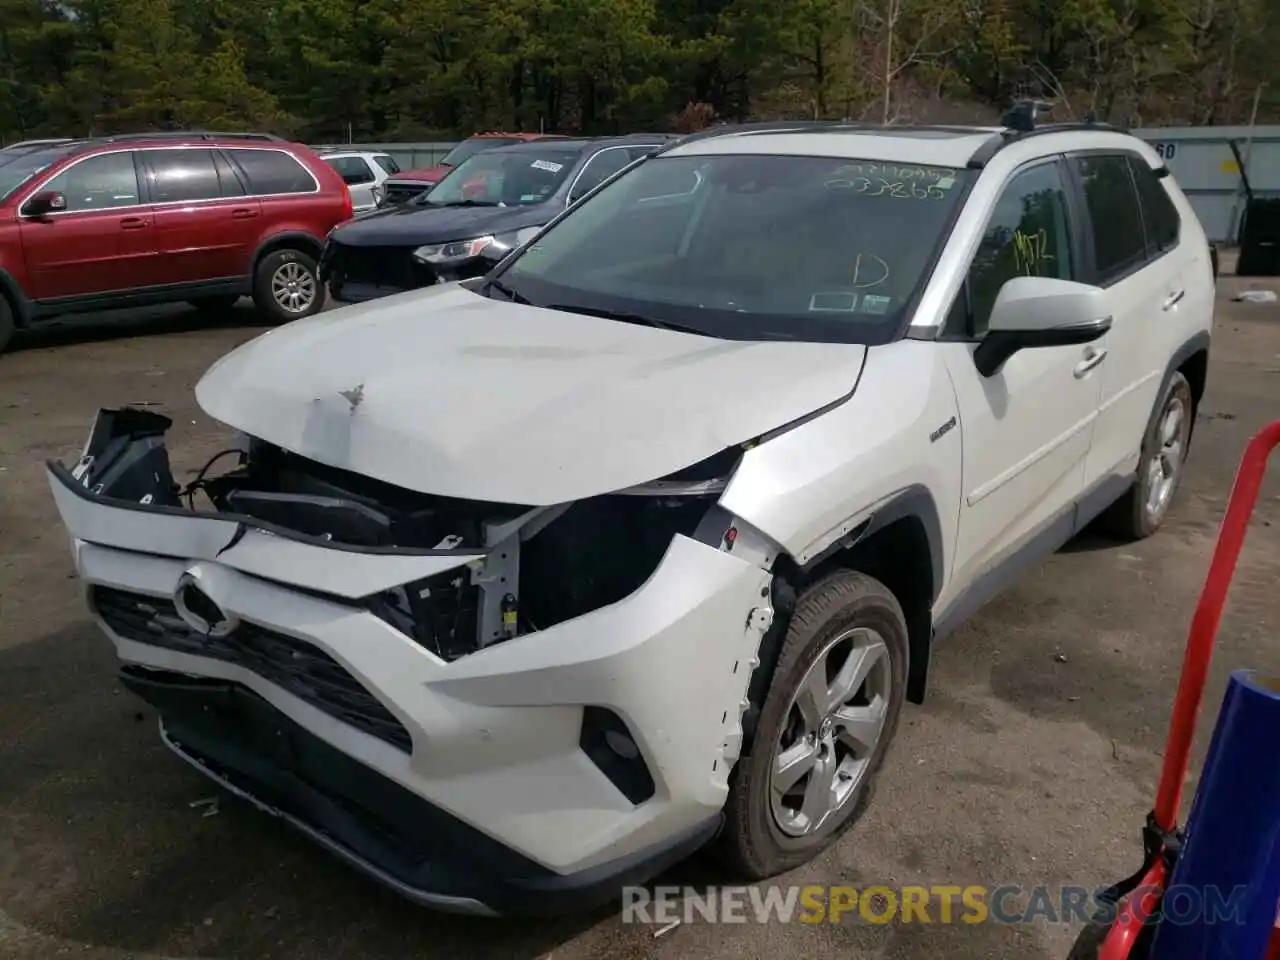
181,449,243,509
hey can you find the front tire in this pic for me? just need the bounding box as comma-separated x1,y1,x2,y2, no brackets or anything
718,570,908,879
252,249,322,324
1101,371,1194,540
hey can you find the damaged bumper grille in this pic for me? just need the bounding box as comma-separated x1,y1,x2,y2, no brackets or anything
46,406,780,882
92,586,413,752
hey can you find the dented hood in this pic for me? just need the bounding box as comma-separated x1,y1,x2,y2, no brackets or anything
195,285,866,505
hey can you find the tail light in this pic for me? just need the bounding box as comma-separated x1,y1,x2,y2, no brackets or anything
341,183,353,220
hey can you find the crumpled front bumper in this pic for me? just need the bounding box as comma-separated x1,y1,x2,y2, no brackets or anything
46,421,774,914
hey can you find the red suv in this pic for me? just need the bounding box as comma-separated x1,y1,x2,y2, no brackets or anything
380,132,570,204
0,131,352,352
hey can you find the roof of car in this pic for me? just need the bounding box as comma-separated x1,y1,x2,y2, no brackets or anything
496,134,676,154
0,143,81,168
660,109,1131,169
664,125,1004,168
468,131,568,141
44,132,292,159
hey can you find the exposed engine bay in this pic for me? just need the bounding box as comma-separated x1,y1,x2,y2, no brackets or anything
69,407,750,662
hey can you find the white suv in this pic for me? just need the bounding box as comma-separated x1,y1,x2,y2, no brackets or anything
47,110,1213,916
318,150,401,212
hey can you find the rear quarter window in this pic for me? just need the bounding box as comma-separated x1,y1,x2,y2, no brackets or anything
1128,156,1181,255
226,148,318,196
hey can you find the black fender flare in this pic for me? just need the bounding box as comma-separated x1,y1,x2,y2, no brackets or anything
250,231,325,276
795,483,946,706
798,484,946,606
856,485,944,705
1145,330,1211,448
858,484,946,605
0,267,33,326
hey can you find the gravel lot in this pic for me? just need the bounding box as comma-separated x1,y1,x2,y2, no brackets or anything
2,276,1278,960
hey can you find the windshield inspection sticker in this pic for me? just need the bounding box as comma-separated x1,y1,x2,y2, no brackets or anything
809,292,858,312
859,294,892,315
530,159,563,173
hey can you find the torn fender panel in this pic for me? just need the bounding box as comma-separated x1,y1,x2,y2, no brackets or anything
719,340,962,576
194,284,868,505
47,464,480,598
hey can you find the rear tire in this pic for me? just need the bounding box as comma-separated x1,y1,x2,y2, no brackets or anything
717,570,908,880
188,295,240,314
0,295,13,354
252,248,322,324
1100,371,1194,541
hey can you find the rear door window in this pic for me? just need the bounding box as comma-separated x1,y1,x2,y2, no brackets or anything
1128,156,1181,256
140,149,222,203
373,155,400,175
1072,154,1148,284
227,148,317,196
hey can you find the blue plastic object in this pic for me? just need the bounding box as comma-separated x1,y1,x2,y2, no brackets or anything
1148,670,1280,959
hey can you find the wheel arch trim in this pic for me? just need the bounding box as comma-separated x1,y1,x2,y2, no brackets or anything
251,231,324,274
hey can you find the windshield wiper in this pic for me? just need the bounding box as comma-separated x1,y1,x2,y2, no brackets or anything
542,303,704,335
484,277,533,304
425,199,501,208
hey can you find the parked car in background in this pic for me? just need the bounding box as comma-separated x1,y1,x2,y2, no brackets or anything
0,131,352,352
321,134,675,303
319,149,401,212
380,131,569,205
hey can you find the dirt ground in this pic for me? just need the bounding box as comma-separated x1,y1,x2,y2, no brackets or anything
1,276,1278,960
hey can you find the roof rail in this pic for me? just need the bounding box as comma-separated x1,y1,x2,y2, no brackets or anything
2,137,75,150
968,100,1123,168
94,131,285,144
653,120,844,155
656,119,1019,157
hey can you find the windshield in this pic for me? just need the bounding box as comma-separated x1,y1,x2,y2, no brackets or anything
0,147,68,202
439,137,522,167
423,148,580,207
493,154,971,344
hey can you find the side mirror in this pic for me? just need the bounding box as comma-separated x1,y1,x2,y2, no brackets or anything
26,190,66,216
974,276,1111,377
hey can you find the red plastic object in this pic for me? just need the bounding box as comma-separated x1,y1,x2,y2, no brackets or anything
1099,420,1280,960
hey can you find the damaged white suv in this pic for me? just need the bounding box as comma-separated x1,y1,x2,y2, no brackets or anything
48,111,1214,915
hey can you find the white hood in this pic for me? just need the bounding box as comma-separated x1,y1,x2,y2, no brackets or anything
196,284,867,505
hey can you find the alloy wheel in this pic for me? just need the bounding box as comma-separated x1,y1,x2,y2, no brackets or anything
770,626,892,838
1145,392,1190,522
271,261,317,314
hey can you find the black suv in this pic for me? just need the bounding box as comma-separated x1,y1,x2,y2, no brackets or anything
319,134,676,303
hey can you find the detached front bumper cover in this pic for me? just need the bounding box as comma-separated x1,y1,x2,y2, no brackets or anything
48,408,778,914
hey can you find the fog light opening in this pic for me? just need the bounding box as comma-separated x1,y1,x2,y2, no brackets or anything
580,706,656,805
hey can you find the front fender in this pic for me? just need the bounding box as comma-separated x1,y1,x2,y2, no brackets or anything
719,340,961,600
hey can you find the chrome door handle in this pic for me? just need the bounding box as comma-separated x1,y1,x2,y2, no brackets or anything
1162,289,1185,311
1074,348,1107,378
